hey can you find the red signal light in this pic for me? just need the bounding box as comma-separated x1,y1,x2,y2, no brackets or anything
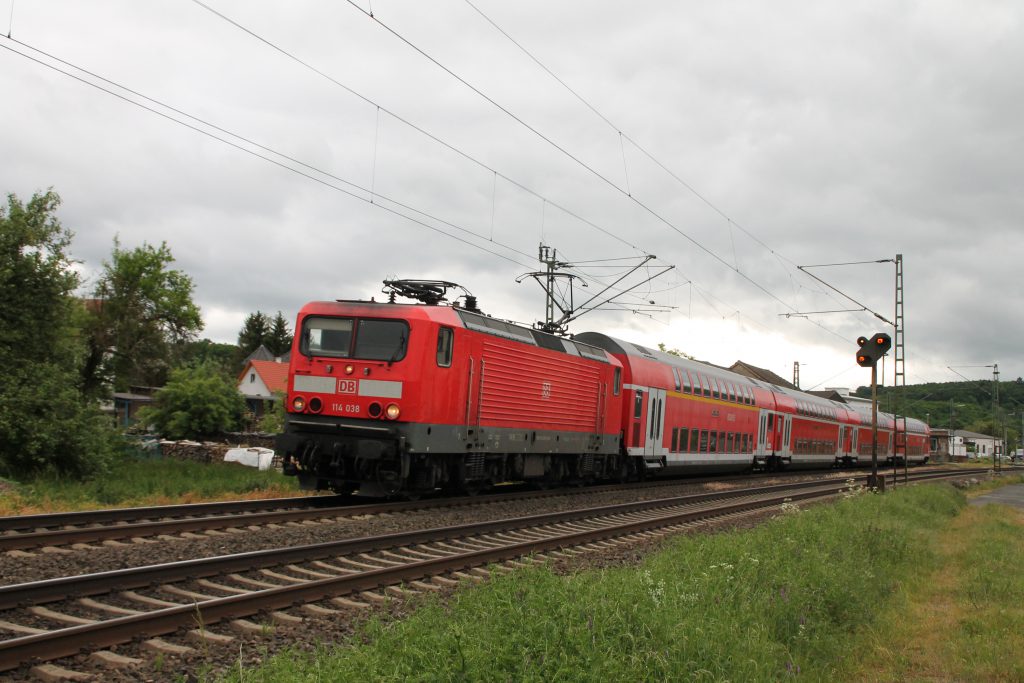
855,332,891,368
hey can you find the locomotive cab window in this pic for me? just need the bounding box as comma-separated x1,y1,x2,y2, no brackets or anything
304,317,354,357
436,327,454,367
613,367,621,395
354,320,408,361
302,316,408,361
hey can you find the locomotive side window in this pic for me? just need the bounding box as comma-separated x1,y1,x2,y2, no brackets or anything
633,391,644,419
671,428,679,452
613,368,621,395
700,375,711,397
436,327,454,367
680,428,689,452
304,317,354,357
699,430,709,453
354,320,408,361
689,429,699,452
681,371,692,394
711,379,720,400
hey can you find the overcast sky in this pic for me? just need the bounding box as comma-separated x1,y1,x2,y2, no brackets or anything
2,1,1021,392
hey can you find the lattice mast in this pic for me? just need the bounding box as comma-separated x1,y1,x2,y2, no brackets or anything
893,254,907,481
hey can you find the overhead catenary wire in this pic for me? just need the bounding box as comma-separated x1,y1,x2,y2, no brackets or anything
184,1,795,320
16,7,859,354
340,0,858,344
462,0,853,302
0,39,534,270
0,33,675,316
460,0,896,336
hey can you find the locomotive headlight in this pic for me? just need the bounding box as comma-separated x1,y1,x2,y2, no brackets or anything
292,396,306,411
344,364,354,375
385,403,401,420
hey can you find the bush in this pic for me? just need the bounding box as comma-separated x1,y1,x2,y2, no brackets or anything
0,362,119,478
140,364,246,440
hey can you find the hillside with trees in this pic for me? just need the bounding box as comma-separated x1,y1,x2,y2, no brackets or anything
856,378,1024,448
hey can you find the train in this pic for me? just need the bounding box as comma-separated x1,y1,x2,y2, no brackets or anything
274,283,930,496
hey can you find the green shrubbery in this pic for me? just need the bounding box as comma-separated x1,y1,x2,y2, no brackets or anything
139,364,247,440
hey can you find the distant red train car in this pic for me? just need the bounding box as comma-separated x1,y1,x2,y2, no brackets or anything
276,288,930,496
276,299,625,496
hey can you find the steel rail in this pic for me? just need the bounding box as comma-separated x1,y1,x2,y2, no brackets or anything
0,479,830,609
0,470,962,610
0,485,839,671
0,469,973,672
0,468,890,551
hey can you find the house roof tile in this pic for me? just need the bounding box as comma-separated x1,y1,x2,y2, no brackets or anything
242,360,290,394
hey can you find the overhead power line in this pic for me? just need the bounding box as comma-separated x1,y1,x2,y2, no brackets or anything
0,38,533,270
184,2,852,337
337,1,870,345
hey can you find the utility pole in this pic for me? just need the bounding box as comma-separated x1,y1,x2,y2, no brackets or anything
793,362,800,390
994,363,1002,474
893,254,907,484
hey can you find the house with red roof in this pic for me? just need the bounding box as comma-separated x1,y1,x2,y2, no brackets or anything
238,357,289,416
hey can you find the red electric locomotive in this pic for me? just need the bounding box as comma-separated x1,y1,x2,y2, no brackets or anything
276,287,626,496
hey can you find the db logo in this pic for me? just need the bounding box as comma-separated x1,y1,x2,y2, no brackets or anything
541,382,552,399
337,379,357,394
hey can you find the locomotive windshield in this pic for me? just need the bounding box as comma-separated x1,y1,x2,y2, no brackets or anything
302,316,408,361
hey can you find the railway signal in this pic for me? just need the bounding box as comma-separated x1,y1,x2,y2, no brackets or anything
857,332,892,491
856,333,891,367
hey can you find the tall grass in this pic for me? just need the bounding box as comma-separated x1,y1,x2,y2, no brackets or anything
0,456,301,514
224,483,966,682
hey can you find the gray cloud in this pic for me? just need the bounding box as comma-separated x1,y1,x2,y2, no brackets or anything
1,0,1020,387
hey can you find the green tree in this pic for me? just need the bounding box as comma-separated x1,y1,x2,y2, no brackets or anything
237,311,270,358
83,240,203,394
265,311,293,357
180,339,238,377
139,364,246,440
0,190,117,477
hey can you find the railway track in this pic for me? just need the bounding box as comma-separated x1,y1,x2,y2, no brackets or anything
0,468,970,676
0,467,959,552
